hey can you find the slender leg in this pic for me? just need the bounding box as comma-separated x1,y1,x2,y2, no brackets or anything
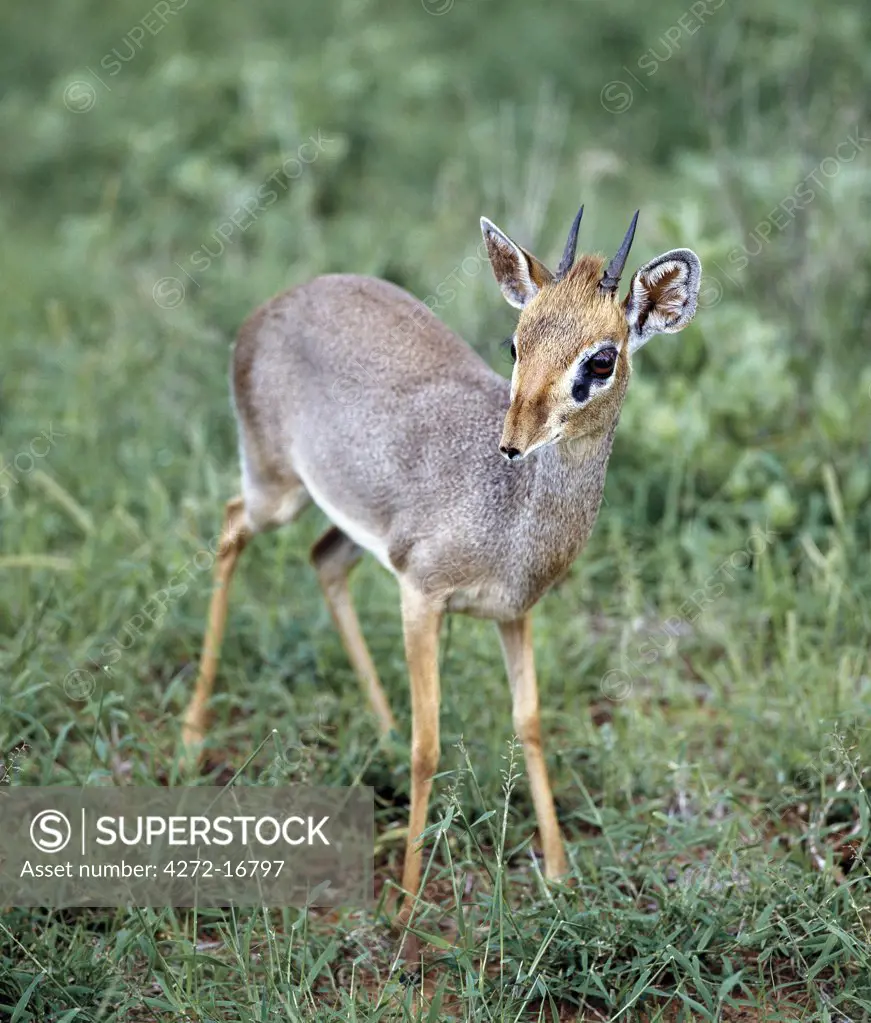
398,581,443,908
310,526,396,735
497,615,568,879
181,496,250,756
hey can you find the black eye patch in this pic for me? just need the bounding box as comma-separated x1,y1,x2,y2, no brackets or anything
571,345,618,403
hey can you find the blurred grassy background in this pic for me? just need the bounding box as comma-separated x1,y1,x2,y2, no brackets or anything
1,0,871,1018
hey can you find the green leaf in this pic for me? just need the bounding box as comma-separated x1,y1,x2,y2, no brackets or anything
717,970,745,1001
304,938,339,990
11,973,43,1023
409,929,455,951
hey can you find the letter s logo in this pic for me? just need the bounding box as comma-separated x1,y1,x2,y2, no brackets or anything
30,810,72,853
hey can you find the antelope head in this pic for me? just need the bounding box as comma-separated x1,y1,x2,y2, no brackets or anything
481,206,702,461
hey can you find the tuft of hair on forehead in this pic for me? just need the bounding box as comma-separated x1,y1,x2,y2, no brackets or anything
515,249,631,365
539,254,615,311
563,253,608,289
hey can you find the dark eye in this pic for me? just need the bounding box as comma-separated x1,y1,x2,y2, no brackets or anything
588,346,617,378
572,345,619,403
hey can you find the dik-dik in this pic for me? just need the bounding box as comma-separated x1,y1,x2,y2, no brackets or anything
182,205,702,907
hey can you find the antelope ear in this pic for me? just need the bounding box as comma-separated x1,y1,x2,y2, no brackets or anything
480,217,554,309
623,248,702,353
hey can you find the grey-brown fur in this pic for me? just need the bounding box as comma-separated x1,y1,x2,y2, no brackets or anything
233,274,619,621
184,212,702,906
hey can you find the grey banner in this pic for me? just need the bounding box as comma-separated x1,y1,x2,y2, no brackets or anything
0,786,373,907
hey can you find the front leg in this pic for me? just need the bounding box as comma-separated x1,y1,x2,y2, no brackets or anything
397,580,443,913
497,615,568,878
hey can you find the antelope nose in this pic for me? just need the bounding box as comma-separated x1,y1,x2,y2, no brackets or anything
500,445,522,461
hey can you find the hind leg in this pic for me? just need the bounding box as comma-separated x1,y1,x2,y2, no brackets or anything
181,476,310,760
181,495,249,755
311,526,396,735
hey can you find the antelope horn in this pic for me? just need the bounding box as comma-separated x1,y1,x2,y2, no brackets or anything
555,204,584,279
599,210,639,293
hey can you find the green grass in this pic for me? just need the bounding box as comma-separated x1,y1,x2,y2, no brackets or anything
2,0,871,1018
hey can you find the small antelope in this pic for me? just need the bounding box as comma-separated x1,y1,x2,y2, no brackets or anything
182,205,701,907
